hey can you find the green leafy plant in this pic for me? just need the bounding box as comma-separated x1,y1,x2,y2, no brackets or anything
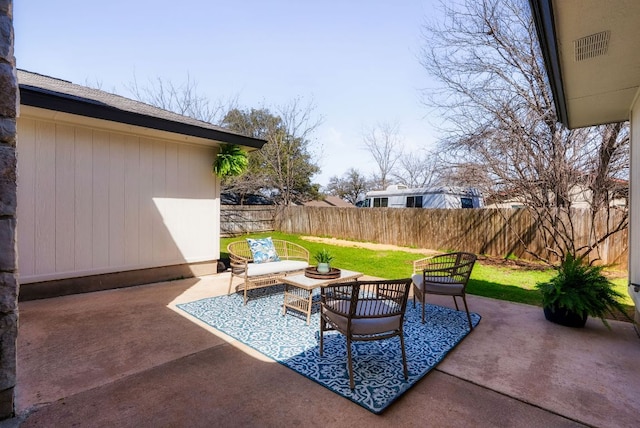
314,248,335,264
213,144,248,178
535,253,631,328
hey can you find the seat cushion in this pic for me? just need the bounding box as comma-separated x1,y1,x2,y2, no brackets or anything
411,273,464,294
323,300,402,335
246,260,308,277
411,273,423,287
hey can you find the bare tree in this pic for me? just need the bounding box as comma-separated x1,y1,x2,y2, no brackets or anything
392,150,440,188
325,168,371,204
437,162,494,189
362,122,403,190
126,73,238,124
421,0,629,264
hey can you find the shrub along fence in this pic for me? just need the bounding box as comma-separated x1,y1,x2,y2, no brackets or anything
220,205,628,267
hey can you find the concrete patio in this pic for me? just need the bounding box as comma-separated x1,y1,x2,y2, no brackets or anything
5,273,640,427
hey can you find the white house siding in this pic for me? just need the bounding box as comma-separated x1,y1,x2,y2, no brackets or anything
17,112,220,284
630,91,640,320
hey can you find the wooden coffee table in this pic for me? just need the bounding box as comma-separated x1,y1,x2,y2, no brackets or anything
281,269,363,324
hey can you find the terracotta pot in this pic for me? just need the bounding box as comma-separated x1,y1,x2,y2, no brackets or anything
543,305,588,328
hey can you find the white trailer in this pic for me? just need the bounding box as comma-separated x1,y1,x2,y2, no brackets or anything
361,185,484,209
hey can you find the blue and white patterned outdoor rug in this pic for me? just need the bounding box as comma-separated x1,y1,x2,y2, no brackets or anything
176,286,481,414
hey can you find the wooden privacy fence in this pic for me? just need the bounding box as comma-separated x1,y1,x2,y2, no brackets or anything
272,206,629,268
220,205,277,237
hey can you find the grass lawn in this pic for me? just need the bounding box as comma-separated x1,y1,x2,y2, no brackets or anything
221,231,634,317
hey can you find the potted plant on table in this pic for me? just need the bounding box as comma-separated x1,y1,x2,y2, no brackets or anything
535,253,630,329
314,248,335,274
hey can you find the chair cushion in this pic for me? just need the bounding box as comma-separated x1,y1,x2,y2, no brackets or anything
411,273,464,294
411,273,423,287
323,300,402,335
247,237,281,264
246,260,308,277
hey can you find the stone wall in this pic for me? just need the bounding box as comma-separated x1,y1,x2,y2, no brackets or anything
0,0,16,420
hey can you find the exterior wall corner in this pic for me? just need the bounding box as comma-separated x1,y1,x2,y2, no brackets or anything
0,0,17,420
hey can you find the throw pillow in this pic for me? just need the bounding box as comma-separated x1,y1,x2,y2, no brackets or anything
246,237,281,264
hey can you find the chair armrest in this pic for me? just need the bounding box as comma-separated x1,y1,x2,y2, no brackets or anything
412,257,433,274
227,242,251,273
422,265,457,275
321,283,356,316
275,240,310,262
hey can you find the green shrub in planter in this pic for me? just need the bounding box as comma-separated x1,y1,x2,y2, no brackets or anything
314,248,335,274
314,248,335,264
535,253,630,329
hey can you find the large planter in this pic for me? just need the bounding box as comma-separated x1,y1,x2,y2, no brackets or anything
543,305,588,328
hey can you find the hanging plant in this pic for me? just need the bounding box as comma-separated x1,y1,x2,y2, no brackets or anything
213,144,248,178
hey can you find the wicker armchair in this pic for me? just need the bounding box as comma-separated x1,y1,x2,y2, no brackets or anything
411,252,477,328
227,239,309,304
319,278,412,390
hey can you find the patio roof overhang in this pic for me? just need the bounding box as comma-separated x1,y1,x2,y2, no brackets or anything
18,70,267,150
529,0,640,129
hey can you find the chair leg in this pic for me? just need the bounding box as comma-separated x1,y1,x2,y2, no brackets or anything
243,286,248,306
319,318,325,356
453,295,460,311
347,338,355,390
461,294,473,330
412,284,416,308
227,274,234,295
399,331,408,380
413,286,426,324
421,292,426,324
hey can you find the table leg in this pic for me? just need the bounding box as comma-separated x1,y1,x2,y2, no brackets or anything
282,284,315,324
282,284,289,316
306,290,314,325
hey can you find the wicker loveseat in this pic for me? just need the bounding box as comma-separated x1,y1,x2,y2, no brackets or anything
227,239,310,304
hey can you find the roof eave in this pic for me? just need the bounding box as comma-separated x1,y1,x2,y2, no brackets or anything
19,86,267,150
529,0,570,128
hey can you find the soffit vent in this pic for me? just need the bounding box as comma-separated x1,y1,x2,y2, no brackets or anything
574,31,610,61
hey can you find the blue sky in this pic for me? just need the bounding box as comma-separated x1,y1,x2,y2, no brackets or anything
14,0,441,187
